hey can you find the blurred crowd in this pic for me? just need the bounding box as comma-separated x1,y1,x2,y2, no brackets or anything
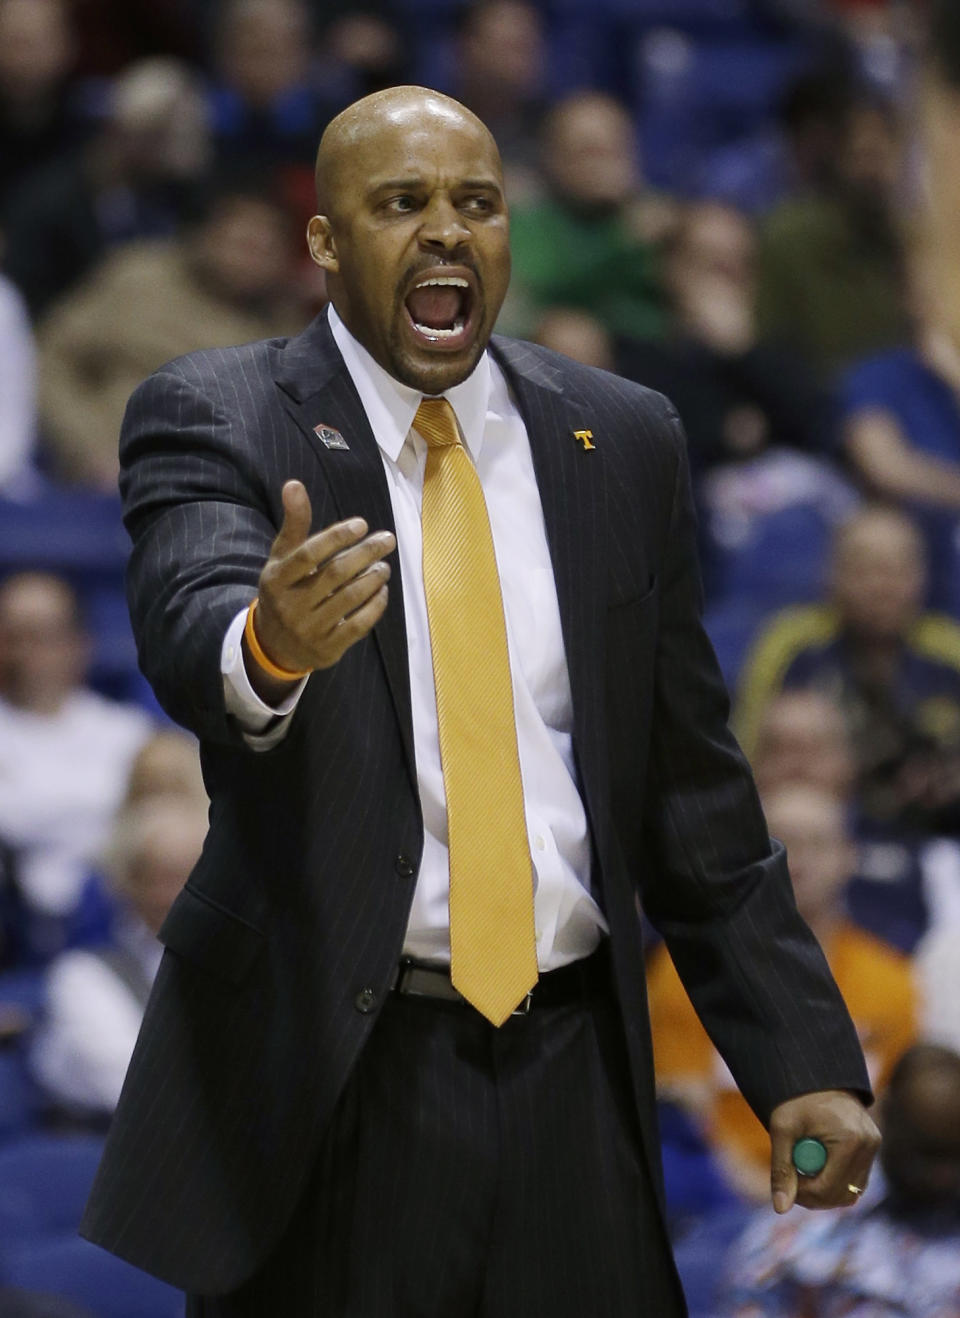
1,0,960,1314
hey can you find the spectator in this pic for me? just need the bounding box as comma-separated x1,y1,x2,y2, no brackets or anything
501,91,670,340
842,236,960,612
532,307,614,371
735,506,960,834
0,0,83,202
699,66,855,216
31,795,207,1123
64,726,207,951
0,572,152,962
3,56,209,320
618,201,836,480
751,689,960,956
718,1043,960,1317
617,200,847,594
646,783,916,1201
923,0,960,352
0,271,38,495
206,0,338,175
454,0,546,202
756,90,909,377
122,727,206,807
36,181,306,488
314,10,408,103
751,689,856,801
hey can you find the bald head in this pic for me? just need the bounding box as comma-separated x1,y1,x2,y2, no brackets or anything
315,86,499,217
830,505,927,639
307,85,511,395
761,784,855,925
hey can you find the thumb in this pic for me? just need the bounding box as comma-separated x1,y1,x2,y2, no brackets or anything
770,1138,798,1215
270,480,312,560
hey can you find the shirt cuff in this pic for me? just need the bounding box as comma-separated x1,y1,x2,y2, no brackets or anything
221,605,308,749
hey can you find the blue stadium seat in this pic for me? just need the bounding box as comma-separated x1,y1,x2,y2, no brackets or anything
672,1204,755,1318
658,1100,743,1230
635,34,809,189
703,599,769,692
0,971,47,1024
708,502,834,611
0,1049,39,1144
0,1136,104,1246
0,1238,182,1318
0,494,127,586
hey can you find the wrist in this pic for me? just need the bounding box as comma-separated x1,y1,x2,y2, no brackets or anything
243,599,311,684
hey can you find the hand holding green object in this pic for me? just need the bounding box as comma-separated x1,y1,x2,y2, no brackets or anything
792,1136,828,1176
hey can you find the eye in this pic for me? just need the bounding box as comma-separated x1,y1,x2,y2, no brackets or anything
384,194,418,214
462,194,496,215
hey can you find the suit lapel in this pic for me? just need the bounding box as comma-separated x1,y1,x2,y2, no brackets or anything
490,338,610,847
272,314,416,788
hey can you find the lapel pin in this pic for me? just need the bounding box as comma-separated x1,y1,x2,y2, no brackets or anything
313,423,349,451
573,429,596,451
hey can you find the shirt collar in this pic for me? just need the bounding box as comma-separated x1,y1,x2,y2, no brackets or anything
327,303,492,463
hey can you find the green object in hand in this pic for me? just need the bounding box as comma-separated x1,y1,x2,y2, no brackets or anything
793,1137,827,1177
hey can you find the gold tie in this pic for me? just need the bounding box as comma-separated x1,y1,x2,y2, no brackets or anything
416,396,538,1026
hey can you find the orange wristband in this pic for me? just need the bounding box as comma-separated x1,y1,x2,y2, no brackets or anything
243,599,311,682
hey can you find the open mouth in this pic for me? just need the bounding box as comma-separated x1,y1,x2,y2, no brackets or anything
403,274,477,350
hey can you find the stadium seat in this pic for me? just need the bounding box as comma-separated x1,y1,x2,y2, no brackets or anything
708,501,836,611
672,1203,755,1318
0,1049,39,1144
635,33,809,189
703,599,768,691
0,1237,182,1318
0,1136,104,1246
0,494,127,587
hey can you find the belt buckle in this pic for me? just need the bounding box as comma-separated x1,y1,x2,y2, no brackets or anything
511,990,534,1016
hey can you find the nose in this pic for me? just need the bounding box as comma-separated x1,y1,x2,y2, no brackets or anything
418,194,470,253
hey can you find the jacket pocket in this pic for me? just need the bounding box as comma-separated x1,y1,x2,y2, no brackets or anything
158,884,265,986
608,573,659,615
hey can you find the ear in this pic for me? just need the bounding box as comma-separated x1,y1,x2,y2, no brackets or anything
307,215,338,273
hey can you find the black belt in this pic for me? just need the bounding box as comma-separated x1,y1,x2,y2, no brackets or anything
392,942,609,1016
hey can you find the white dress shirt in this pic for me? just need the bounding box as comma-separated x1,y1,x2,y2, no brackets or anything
222,306,606,969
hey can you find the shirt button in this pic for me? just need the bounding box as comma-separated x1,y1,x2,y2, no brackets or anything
394,853,415,878
534,835,546,851
355,988,377,1014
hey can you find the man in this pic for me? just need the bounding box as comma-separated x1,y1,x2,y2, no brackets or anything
503,90,669,341
82,87,879,1315
0,571,152,960
37,181,305,488
31,794,207,1123
719,1043,960,1316
923,0,960,353
756,91,908,379
647,784,916,1201
735,505,960,834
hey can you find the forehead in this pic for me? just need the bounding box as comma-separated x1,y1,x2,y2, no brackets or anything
840,519,919,564
345,107,501,192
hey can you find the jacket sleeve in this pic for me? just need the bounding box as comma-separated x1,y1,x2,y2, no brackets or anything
638,402,872,1126
119,364,277,747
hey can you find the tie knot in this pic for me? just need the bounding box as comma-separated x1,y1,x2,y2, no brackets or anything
415,397,461,449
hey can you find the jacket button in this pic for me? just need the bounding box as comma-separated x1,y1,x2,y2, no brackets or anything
394,853,414,878
355,988,377,1014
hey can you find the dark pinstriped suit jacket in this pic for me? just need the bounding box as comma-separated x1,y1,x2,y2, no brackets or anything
81,310,870,1294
